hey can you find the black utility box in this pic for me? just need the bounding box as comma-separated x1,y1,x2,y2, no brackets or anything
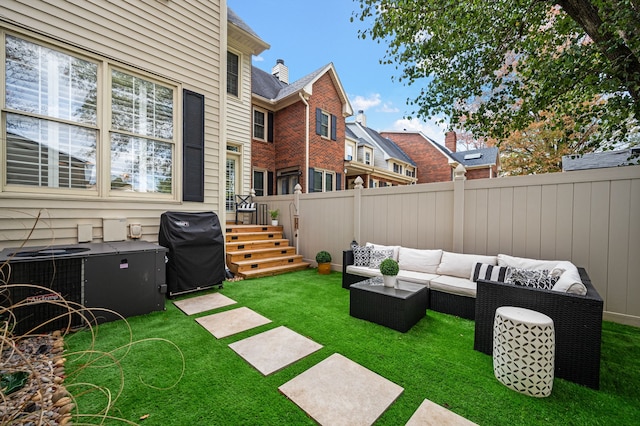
158,211,225,297
0,241,167,334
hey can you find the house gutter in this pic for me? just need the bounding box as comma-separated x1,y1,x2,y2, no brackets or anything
299,92,310,193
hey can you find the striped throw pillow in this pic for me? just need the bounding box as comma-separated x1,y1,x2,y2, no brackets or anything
471,262,508,282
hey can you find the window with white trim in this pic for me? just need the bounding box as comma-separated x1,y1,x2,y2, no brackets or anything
364,149,372,165
3,34,176,197
320,111,329,138
345,141,356,161
312,169,335,192
253,108,266,140
227,51,239,96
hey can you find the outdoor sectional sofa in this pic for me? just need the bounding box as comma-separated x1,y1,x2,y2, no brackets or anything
342,243,604,389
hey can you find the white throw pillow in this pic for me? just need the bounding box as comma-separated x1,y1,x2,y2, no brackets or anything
497,254,560,270
551,261,588,295
437,251,497,279
398,247,443,274
366,243,400,261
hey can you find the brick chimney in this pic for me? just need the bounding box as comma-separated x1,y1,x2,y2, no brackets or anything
445,131,457,152
356,110,366,127
272,59,289,84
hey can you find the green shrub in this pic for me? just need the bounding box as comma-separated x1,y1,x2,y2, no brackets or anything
315,251,331,263
379,258,399,275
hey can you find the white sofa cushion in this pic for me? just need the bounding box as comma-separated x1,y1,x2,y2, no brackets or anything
497,254,559,270
437,251,497,279
429,275,477,298
346,264,381,278
366,243,400,261
551,261,588,295
398,247,442,274
397,269,438,286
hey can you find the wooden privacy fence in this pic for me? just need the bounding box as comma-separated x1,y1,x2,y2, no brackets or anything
257,164,640,327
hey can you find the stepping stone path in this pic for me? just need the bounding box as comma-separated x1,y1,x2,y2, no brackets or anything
175,292,476,425
229,325,323,375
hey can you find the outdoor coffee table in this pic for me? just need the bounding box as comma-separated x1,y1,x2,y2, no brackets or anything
349,277,429,332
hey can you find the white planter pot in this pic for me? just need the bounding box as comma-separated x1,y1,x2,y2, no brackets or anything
383,275,397,288
271,220,278,226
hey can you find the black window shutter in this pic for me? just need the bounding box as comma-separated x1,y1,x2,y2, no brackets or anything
308,168,315,193
315,108,322,135
267,112,274,142
336,172,341,190
268,171,274,195
331,114,337,140
183,89,204,202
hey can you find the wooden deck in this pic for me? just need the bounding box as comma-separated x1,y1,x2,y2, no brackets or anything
225,224,309,279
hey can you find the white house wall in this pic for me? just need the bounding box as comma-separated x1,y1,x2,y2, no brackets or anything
0,0,225,248
225,40,254,219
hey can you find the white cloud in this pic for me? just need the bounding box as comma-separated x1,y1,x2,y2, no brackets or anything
349,94,401,114
378,102,399,113
390,117,448,142
253,55,265,62
349,93,381,112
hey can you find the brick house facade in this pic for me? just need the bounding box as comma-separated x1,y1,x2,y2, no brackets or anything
380,131,499,183
252,61,352,194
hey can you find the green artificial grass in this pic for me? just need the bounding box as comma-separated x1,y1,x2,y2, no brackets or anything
65,270,640,425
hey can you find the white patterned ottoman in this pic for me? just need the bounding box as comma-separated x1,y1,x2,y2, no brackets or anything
493,306,555,397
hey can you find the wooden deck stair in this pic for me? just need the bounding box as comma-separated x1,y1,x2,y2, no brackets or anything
225,224,309,279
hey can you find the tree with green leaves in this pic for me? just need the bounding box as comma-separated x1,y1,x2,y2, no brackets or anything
353,0,639,152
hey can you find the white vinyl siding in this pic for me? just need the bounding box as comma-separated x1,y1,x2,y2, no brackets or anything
0,1,223,248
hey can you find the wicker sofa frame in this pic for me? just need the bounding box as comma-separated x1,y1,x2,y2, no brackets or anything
343,250,604,389
474,268,603,389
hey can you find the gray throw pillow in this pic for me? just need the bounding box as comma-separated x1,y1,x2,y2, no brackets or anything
505,267,559,290
369,249,394,269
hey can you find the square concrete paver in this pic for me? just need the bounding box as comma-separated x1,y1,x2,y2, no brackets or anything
229,326,323,375
406,399,478,426
173,293,236,315
196,307,271,338
279,353,403,426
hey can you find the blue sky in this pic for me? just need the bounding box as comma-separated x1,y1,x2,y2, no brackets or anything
228,0,447,142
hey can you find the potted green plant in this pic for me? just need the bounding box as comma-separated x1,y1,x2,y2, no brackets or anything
269,209,279,226
379,258,399,287
315,250,332,275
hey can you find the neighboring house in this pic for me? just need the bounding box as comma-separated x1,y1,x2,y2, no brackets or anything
251,61,353,194
0,1,261,248
345,113,417,189
562,147,640,171
226,8,269,220
380,130,500,182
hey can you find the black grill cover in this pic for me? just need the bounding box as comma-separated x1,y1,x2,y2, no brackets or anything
158,211,225,296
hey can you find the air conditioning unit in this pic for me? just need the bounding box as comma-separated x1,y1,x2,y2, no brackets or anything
0,241,167,334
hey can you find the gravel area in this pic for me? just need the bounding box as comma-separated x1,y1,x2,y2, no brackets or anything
1,331,72,425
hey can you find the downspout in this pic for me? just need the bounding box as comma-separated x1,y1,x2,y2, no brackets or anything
299,92,309,193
